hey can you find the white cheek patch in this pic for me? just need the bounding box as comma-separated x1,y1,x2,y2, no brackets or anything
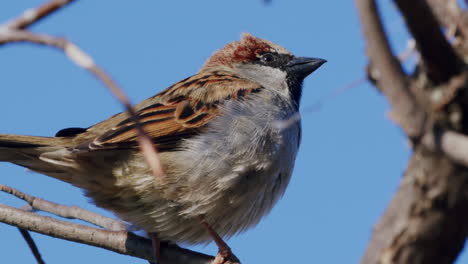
236,64,290,98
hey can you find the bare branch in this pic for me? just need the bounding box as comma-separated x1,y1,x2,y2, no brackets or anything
0,2,179,261
358,1,468,263
355,0,426,138
0,30,66,46
361,148,468,264
85,66,165,179
394,0,463,84
0,29,165,179
423,129,468,167
0,1,165,180
18,228,46,264
3,0,77,30
425,0,460,29
0,204,217,264
0,184,125,231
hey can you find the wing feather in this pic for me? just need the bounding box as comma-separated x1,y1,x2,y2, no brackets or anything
85,71,263,151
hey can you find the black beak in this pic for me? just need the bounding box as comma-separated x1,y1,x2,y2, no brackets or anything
285,57,326,79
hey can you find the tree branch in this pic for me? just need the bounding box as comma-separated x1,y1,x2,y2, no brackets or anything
0,203,219,264
3,0,76,30
358,1,468,263
360,148,468,264
18,228,46,264
355,0,426,138
0,1,207,262
424,129,468,167
1,0,164,182
394,0,463,84
0,28,164,179
0,184,125,231
425,0,460,29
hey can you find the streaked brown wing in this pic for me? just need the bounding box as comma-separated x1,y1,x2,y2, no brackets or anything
86,71,263,151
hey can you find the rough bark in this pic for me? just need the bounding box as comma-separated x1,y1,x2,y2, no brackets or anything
357,0,468,263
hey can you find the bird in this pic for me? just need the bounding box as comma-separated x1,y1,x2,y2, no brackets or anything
0,33,325,262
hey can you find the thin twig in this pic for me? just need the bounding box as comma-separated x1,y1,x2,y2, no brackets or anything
85,66,165,178
0,30,165,179
274,77,366,130
0,203,215,264
276,36,417,131
1,184,223,263
18,228,46,264
0,184,125,231
0,1,164,179
3,0,76,30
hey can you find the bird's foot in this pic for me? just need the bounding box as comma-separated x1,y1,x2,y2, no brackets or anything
213,247,240,264
197,216,241,264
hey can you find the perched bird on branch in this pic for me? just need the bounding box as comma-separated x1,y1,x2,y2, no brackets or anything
0,33,325,263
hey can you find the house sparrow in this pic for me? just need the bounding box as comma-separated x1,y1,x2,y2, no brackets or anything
0,33,325,261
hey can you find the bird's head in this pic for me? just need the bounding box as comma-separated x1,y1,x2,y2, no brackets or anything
201,33,326,106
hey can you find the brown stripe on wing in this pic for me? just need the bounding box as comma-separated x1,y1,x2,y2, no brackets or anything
116,104,176,126
87,101,215,150
90,111,197,150
84,71,264,151
185,113,210,125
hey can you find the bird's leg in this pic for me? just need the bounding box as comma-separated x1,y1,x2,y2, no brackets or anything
198,217,240,264
149,232,161,264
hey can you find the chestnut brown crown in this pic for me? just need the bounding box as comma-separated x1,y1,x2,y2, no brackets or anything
201,33,292,71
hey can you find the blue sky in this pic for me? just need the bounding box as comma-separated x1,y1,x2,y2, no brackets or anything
1,1,466,263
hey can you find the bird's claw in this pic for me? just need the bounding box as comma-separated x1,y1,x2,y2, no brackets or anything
212,248,240,264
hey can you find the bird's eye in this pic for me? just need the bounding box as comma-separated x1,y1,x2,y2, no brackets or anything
261,53,275,63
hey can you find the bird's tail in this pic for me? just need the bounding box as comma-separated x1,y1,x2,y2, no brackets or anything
0,134,75,183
